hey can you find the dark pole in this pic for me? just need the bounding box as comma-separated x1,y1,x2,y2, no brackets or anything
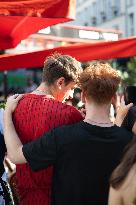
0,50,8,100
3,70,8,100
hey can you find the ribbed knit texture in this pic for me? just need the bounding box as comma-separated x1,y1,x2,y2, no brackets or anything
13,94,82,205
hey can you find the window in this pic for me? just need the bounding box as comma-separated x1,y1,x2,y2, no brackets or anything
129,13,134,35
128,0,133,6
91,16,97,26
101,11,107,22
84,22,88,26
112,6,118,16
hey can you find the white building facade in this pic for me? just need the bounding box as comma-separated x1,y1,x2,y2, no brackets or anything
73,0,136,37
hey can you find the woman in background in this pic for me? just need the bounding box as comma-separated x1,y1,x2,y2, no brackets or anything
109,105,136,205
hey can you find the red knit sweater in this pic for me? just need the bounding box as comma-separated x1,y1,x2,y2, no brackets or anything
13,94,83,205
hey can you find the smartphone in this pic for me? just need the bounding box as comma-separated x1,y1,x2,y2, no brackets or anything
124,86,136,105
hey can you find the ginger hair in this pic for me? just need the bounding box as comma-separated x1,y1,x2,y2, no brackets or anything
78,63,121,104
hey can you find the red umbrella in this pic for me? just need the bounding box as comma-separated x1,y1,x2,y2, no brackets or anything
0,36,136,71
0,0,76,98
0,0,75,49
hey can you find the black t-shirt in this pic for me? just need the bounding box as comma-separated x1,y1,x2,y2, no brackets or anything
23,121,132,205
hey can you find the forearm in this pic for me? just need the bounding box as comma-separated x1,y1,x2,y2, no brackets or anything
4,111,26,164
115,100,133,127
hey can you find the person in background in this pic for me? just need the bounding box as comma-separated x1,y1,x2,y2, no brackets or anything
109,102,136,205
121,106,136,133
11,53,83,205
115,97,136,132
25,79,37,93
4,63,133,205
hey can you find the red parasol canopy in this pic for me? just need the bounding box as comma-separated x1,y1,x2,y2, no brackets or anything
0,0,75,49
0,36,136,71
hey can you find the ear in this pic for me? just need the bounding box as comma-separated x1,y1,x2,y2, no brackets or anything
56,77,65,89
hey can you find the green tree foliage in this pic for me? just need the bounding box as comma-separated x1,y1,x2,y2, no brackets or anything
0,102,5,109
122,57,136,85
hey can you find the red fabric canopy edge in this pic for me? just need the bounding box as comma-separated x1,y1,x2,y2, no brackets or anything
0,36,136,71
0,0,75,18
0,0,76,49
0,17,71,49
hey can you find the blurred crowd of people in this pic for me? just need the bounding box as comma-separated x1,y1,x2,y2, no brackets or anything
0,53,136,205
0,78,38,102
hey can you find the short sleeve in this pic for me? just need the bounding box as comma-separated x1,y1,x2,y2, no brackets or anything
22,129,57,171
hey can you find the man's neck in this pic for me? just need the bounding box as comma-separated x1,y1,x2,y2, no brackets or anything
33,82,54,96
85,102,111,123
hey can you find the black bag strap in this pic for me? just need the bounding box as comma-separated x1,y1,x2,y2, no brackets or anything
0,171,14,205
0,165,4,178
